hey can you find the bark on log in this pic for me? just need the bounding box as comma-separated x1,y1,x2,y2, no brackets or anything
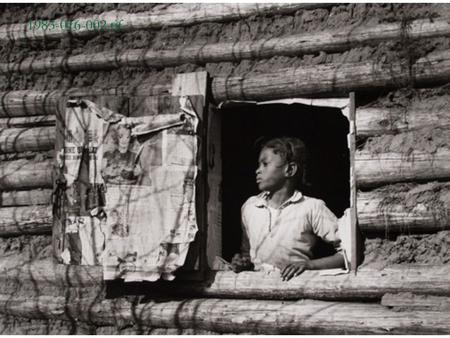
381,292,450,311
2,107,448,157
0,189,52,207
2,258,450,301
355,148,450,188
0,259,102,288
358,183,450,233
0,127,54,153
0,205,52,236
0,294,450,334
3,17,450,74
0,91,61,117
0,50,450,108
0,150,53,162
0,116,55,128
211,49,450,101
0,159,53,190
4,49,450,107
0,314,95,335
0,4,327,43
1,151,449,204
356,107,450,137
0,86,170,117
3,183,449,234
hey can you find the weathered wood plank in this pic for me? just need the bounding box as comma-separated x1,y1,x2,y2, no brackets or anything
0,116,55,128
0,4,326,43
355,148,450,188
0,91,61,117
0,127,54,154
211,50,450,101
0,150,53,162
2,258,450,301
358,182,450,233
3,150,450,193
0,294,449,334
4,49,450,108
0,205,52,236
356,107,450,137
0,189,52,207
0,159,53,190
3,17,450,74
3,182,448,234
0,88,170,117
382,292,450,311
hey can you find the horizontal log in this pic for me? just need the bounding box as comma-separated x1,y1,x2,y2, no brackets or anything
0,189,52,207
3,17,450,75
0,4,326,43
355,148,450,188
4,48,450,107
356,106,450,137
2,148,448,192
97,327,219,335
0,159,53,190
211,49,450,102
0,86,170,117
0,259,102,288
357,182,450,233
381,292,450,311
0,293,450,334
0,91,61,117
0,150,53,162
0,116,55,128
1,106,447,156
0,205,52,236
2,258,450,301
0,127,54,153
0,314,94,335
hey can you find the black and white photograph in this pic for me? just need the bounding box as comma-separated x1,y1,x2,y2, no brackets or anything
0,1,450,335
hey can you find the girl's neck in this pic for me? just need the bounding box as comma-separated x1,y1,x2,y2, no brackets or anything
267,186,296,209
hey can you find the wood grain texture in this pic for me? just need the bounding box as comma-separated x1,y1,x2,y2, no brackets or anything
2,17,450,74
357,184,450,233
0,189,52,207
0,205,52,236
0,4,325,43
0,159,53,190
2,259,450,301
0,127,54,153
355,148,450,188
356,107,450,137
0,294,449,334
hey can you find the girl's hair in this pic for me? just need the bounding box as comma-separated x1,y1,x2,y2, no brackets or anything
261,137,308,184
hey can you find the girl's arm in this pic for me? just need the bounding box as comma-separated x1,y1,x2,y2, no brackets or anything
281,253,345,281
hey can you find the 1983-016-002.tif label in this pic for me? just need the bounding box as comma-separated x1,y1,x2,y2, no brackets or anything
28,19,124,31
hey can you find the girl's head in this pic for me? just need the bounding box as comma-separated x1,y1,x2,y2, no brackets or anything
256,137,307,192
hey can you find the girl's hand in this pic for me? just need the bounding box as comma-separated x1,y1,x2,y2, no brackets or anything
281,260,312,281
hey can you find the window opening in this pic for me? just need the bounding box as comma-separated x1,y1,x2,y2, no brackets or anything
220,102,350,262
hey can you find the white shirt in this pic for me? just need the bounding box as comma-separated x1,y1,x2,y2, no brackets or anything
241,190,344,269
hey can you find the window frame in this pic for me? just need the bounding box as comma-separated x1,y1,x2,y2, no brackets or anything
209,93,360,272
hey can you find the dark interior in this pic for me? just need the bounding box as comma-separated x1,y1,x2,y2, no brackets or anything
221,102,350,261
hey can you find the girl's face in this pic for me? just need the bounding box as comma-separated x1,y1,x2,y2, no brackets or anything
255,147,288,192
117,127,131,153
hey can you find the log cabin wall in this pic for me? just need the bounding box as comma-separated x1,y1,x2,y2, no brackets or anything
1,3,450,334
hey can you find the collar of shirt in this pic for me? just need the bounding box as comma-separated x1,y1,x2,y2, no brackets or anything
254,190,303,209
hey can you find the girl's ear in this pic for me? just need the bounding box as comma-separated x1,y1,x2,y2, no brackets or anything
285,162,298,178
